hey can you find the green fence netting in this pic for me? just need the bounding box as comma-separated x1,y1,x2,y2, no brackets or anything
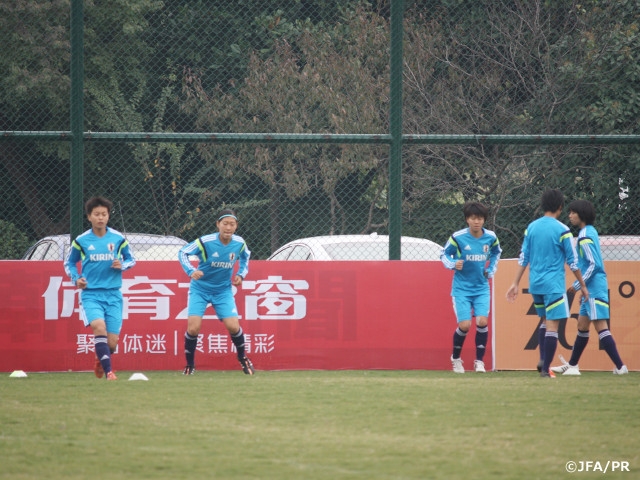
2,0,640,260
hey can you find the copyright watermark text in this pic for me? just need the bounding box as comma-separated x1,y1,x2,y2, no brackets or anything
566,461,630,473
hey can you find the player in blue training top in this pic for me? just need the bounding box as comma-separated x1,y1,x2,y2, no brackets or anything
64,196,136,381
178,208,253,375
441,202,502,373
506,189,589,378
550,199,628,375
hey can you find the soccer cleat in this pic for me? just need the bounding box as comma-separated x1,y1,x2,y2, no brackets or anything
562,365,581,376
239,356,255,375
613,365,629,375
182,365,195,375
550,355,572,374
474,360,486,373
451,355,464,374
540,370,555,378
106,371,117,381
94,358,104,379
536,359,544,372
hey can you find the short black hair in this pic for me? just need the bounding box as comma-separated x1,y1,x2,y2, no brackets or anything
540,189,564,213
217,208,238,222
462,201,489,220
85,196,113,216
567,199,596,225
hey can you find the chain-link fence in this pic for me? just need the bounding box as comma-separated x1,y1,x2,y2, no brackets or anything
2,0,640,260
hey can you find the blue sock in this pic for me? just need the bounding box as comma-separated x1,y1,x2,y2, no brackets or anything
452,327,467,359
599,329,624,370
94,335,112,374
569,330,589,366
475,326,488,361
184,332,198,367
231,327,246,360
543,331,558,373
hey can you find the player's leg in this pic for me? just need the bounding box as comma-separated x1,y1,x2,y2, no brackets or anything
89,319,113,378
221,316,254,375
540,293,570,377
80,291,112,378
474,317,488,372
215,293,254,375
472,294,490,372
183,289,206,374
103,290,123,380
564,309,591,374
532,295,547,372
593,317,627,374
183,315,202,374
451,296,470,373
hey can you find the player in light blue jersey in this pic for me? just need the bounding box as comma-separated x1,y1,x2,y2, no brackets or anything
64,196,136,380
506,189,589,378
550,200,628,375
178,208,254,375
441,202,502,373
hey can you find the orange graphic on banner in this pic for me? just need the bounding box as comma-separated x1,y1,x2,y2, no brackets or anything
494,259,640,371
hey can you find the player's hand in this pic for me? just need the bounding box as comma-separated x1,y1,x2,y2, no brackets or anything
580,285,590,301
232,275,243,286
111,259,122,270
76,278,88,289
190,270,204,280
455,260,464,270
506,284,518,303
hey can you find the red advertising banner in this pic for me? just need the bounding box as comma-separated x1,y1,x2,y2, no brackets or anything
0,261,476,372
493,259,640,371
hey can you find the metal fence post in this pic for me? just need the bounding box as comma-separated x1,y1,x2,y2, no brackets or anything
70,0,84,240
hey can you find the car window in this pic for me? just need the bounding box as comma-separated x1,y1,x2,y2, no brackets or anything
287,245,313,260
269,246,294,260
29,241,61,261
403,242,442,260
324,242,389,260
132,244,185,261
323,241,441,260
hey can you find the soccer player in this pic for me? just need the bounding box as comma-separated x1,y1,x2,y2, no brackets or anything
441,202,502,373
550,199,628,375
178,208,254,375
506,189,589,377
64,196,136,381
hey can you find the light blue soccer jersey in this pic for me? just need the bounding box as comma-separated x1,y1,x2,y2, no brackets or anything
440,227,502,296
178,233,250,291
518,216,578,295
571,225,608,295
64,227,136,289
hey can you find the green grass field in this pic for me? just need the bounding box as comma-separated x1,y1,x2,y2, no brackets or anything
1,370,637,480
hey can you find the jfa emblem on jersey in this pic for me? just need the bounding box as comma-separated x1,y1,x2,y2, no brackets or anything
483,245,489,253
229,253,236,261
108,243,115,253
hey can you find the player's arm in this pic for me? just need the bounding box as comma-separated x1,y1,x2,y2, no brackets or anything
177,240,201,277
486,238,502,278
234,242,251,283
506,260,527,302
64,241,86,288
440,238,460,270
116,240,136,271
571,237,595,291
571,268,589,301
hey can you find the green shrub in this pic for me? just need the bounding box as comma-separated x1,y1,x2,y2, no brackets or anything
0,220,31,259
